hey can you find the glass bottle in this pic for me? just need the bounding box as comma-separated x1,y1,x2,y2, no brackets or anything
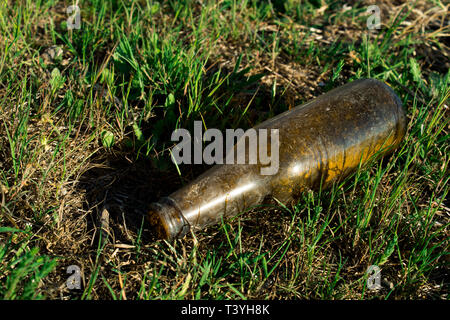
147,79,406,240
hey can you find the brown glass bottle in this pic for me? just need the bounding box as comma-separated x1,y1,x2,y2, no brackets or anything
147,79,406,240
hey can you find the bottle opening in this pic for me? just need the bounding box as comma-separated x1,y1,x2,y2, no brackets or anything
146,198,190,240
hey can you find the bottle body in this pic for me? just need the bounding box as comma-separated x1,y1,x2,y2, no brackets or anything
147,79,406,240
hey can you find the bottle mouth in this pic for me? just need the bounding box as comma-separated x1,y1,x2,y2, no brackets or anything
146,197,190,240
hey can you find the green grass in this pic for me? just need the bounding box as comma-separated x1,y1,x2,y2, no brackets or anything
0,0,448,299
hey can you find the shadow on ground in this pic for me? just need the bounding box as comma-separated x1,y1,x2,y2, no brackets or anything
76,151,210,244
